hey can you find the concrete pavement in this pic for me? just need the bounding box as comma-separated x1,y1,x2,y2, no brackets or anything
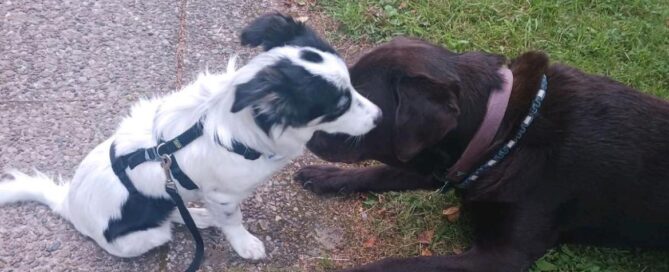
0,1,356,271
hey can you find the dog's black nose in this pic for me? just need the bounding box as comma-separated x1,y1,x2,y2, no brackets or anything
373,112,383,126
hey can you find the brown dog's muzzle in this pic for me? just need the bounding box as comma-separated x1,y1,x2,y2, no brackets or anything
306,131,365,163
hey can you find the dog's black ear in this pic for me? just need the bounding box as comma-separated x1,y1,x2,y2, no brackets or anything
240,13,336,54
231,70,278,113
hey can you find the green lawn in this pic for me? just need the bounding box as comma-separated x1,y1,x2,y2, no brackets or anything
323,0,668,97
319,0,669,271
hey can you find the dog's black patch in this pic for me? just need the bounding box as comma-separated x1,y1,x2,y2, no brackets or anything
103,192,175,242
233,58,351,134
300,49,323,63
240,13,336,54
321,92,351,123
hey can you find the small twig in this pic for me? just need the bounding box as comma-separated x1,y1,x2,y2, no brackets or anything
175,0,188,90
303,256,351,262
214,25,224,36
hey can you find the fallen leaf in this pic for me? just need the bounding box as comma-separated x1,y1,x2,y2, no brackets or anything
452,247,463,254
363,237,377,248
442,206,460,222
420,247,433,256
417,229,434,245
399,2,407,9
360,210,368,221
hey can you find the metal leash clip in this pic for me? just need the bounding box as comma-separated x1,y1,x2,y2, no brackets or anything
160,155,177,190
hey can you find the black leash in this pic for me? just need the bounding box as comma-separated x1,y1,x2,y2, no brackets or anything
160,155,204,272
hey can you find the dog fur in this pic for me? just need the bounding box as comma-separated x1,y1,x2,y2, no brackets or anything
0,14,381,260
296,37,669,271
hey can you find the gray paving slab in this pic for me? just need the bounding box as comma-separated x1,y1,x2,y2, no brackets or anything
0,1,353,271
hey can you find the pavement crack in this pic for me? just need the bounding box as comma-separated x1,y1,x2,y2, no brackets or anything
175,0,188,90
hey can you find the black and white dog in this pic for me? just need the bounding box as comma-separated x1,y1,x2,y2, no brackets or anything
0,14,381,260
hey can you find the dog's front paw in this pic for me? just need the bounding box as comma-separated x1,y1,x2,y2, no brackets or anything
229,232,266,260
294,165,355,195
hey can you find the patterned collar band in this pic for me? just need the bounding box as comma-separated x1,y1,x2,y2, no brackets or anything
436,74,548,193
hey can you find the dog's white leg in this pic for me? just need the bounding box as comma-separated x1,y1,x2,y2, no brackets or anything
217,204,266,260
100,223,173,258
170,207,214,229
205,193,266,260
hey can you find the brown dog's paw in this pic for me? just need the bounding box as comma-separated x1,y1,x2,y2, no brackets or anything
336,265,383,272
293,165,355,195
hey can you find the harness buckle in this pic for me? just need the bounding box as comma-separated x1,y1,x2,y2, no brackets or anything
160,155,177,190
156,142,168,156
145,142,169,162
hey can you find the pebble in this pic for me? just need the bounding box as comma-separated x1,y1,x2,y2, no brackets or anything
258,220,269,231
46,241,61,252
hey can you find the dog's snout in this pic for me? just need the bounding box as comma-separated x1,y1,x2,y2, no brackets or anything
373,111,383,126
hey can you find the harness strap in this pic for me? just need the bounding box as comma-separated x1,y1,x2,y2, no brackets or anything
214,134,263,161
122,122,203,191
110,144,138,193
127,122,204,169
231,140,262,160
168,154,199,190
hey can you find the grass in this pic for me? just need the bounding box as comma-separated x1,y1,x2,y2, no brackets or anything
361,191,471,256
322,0,668,97
318,0,669,271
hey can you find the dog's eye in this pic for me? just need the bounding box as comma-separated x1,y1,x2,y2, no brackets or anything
337,95,350,108
300,50,323,63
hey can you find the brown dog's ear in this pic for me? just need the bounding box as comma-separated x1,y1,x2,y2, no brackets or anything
393,71,460,162
509,51,549,105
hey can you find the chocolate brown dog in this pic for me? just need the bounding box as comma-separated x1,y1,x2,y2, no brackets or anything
294,37,669,271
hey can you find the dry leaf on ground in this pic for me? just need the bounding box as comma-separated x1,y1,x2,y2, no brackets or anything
442,206,460,222
363,237,377,248
417,229,434,245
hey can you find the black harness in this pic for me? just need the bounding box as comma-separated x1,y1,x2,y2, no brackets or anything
109,120,263,272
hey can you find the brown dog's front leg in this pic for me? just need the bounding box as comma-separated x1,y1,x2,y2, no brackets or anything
342,202,559,272
340,246,532,272
344,202,558,272
294,165,441,194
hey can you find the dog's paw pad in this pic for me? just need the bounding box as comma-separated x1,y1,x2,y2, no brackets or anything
231,234,266,260
294,166,331,183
